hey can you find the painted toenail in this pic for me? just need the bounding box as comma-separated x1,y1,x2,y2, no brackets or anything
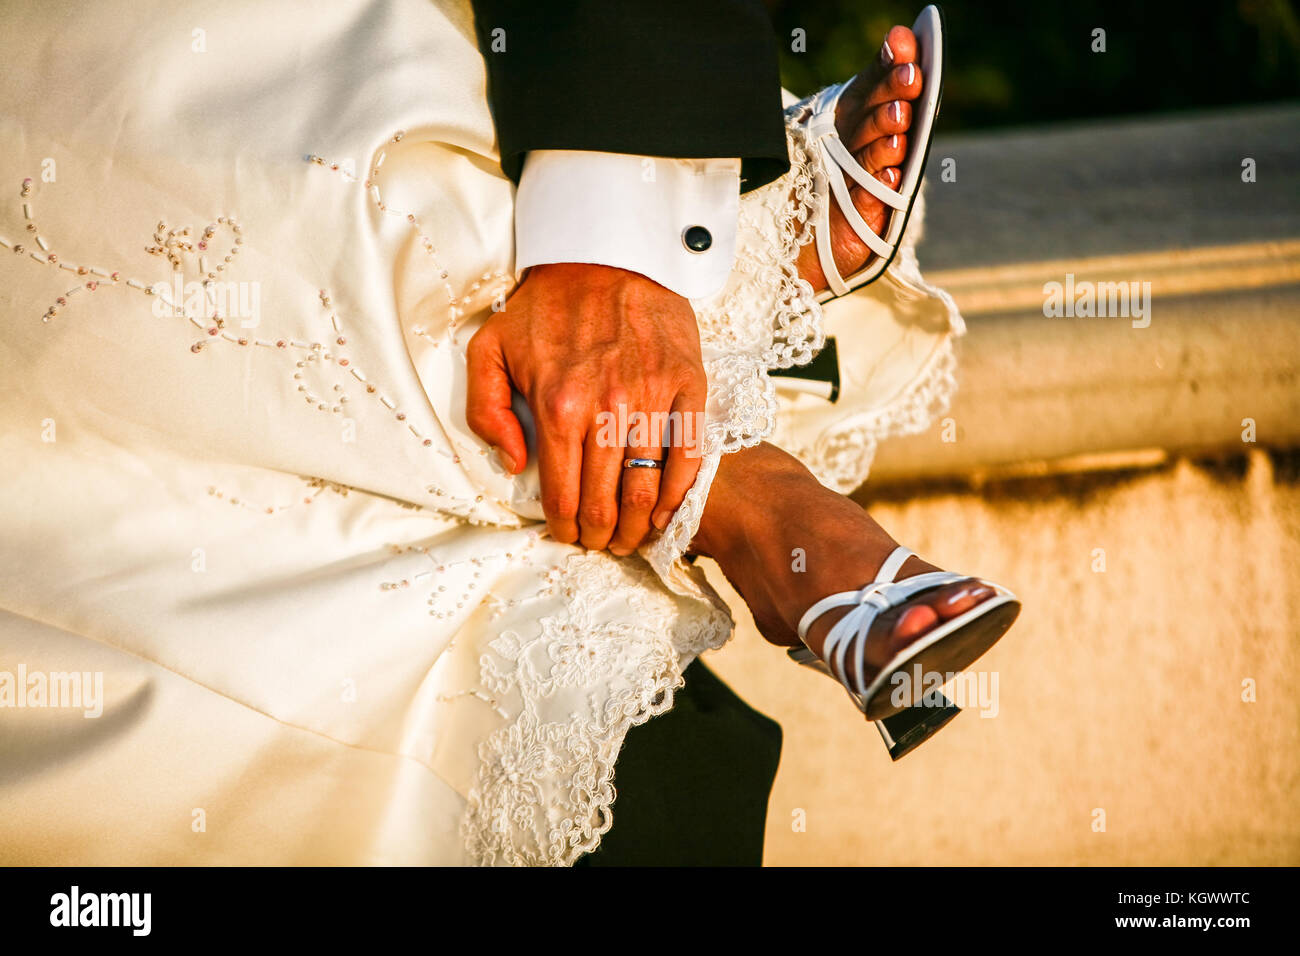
939,586,975,609
881,39,895,65
900,63,916,86
897,605,934,634
888,134,900,150
889,101,903,123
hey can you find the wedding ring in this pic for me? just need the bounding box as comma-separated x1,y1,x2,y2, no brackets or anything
623,457,663,470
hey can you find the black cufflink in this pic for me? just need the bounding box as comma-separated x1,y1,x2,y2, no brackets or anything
682,225,712,253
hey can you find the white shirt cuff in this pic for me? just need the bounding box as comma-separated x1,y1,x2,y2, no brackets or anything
514,149,740,300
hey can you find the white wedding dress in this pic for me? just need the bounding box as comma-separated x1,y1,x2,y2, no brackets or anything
0,0,962,865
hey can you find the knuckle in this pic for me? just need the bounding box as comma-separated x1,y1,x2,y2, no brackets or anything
542,492,578,521
541,387,584,423
579,504,617,530
621,486,659,511
601,386,632,413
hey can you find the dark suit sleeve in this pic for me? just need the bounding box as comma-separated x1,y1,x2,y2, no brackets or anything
469,0,789,193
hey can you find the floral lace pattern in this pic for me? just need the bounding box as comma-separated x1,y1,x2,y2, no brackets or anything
773,334,959,492
462,552,730,866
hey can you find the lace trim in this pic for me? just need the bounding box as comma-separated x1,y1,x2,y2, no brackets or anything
461,552,730,866
777,334,960,493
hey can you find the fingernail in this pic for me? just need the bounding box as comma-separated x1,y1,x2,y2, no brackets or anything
652,510,671,530
492,447,516,474
881,38,894,65
900,62,916,87
890,100,903,123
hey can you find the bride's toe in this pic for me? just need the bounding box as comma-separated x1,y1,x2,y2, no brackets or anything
888,579,995,652
891,602,939,647
934,581,996,618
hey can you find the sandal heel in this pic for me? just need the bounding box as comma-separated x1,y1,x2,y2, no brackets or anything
875,695,960,761
788,645,961,759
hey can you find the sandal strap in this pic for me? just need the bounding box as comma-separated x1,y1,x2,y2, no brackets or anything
817,158,894,295
875,544,913,582
797,545,911,639
797,545,971,697
825,570,963,695
821,128,909,211
799,77,913,297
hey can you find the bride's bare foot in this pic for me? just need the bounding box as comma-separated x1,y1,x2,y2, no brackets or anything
691,442,996,688
795,25,924,293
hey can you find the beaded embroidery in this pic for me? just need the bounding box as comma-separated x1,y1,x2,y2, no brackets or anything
1,167,526,522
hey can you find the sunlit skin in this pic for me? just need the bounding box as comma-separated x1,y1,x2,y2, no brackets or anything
466,26,994,684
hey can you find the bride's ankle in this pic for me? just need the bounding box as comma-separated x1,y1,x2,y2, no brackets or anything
689,443,816,560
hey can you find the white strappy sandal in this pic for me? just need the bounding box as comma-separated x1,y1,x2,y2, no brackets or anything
791,4,945,301
788,545,1020,755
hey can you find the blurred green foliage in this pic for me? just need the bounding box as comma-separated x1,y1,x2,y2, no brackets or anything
771,0,1300,129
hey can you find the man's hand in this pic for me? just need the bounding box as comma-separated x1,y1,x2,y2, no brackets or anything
465,263,707,555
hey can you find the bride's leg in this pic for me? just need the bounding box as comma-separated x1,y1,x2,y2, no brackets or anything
690,442,995,682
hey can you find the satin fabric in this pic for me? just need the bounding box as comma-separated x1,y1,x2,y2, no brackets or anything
0,0,961,864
